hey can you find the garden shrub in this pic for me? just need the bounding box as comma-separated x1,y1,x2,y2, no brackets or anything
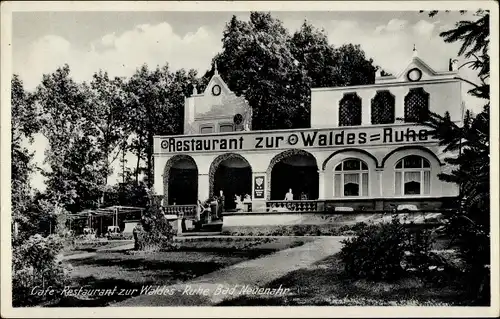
339,216,438,281
133,199,177,252
73,238,107,247
12,234,71,307
221,223,373,237
339,218,408,281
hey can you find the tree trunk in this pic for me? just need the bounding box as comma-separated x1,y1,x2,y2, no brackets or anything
121,141,126,184
102,142,109,207
147,132,154,189
135,143,141,184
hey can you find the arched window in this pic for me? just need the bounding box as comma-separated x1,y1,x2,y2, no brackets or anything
371,90,395,124
395,155,431,196
339,93,362,126
404,88,429,123
333,159,369,197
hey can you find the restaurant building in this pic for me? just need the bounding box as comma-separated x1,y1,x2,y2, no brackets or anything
153,50,462,224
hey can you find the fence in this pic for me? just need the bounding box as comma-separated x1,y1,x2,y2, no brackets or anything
163,204,198,219
266,200,318,212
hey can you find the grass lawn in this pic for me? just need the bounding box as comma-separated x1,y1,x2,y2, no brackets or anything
51,237,310,307
217,251,474,306
63,240,133,256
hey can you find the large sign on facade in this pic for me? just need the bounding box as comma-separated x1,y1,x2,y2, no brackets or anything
154,125,436,154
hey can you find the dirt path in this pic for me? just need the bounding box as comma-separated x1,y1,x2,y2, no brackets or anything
113,236,347,306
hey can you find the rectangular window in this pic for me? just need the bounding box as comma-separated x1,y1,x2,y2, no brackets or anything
219,124,234,132
395,172,402,195
334,174,341,197
423,171,431,194
200,126,213,134
343,174,360,196
362,172,369,196
404,171,421,195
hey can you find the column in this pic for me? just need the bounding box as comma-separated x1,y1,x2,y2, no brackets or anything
317,169,326,212
318,169,326,199
153,155,167,196
251,172,267,212
198,174,209,202
374,168,385,210
374,168,383,197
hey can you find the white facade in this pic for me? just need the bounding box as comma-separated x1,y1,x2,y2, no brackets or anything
153,54,461,212
310,55,463,128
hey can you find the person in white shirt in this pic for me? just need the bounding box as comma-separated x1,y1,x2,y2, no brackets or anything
284,188,294,201
235,195,244,211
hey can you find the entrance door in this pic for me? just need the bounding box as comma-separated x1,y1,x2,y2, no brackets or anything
212,156,252,211
168,157,198,205
270,153,319,200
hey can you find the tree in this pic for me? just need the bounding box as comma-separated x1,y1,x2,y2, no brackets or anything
330,44,377,86
290,22,337,88
124,64,198,187
11,75,40,237
291,22,377,88
85,71,129,203
12,76,71,307
214,13,311,130
422,10,490,303
423,9,489,220
211,13,377,130
35,65,106,213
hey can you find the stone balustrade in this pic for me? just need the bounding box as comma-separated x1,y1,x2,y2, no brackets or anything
266,200,318,212
164,205,198,219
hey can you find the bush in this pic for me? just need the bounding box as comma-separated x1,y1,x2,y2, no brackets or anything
133,200,177,252
12,234,71,306
221,223,372,237
339,216,437,281
445,214,490,304
71,238,109,251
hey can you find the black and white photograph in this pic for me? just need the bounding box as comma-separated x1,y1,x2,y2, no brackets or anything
1,1,498,317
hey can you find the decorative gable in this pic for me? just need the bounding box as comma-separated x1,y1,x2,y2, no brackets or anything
183,63,252,134
202,65,232,97
375,47,457,84
396,56,438,81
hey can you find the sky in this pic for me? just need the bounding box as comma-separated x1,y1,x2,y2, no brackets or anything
11,10,485,191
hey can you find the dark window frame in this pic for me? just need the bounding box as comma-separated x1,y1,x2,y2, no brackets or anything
200,124,215,134
218,123,234,133
404,87,430,123
371,90,395,124
338,93,362,127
